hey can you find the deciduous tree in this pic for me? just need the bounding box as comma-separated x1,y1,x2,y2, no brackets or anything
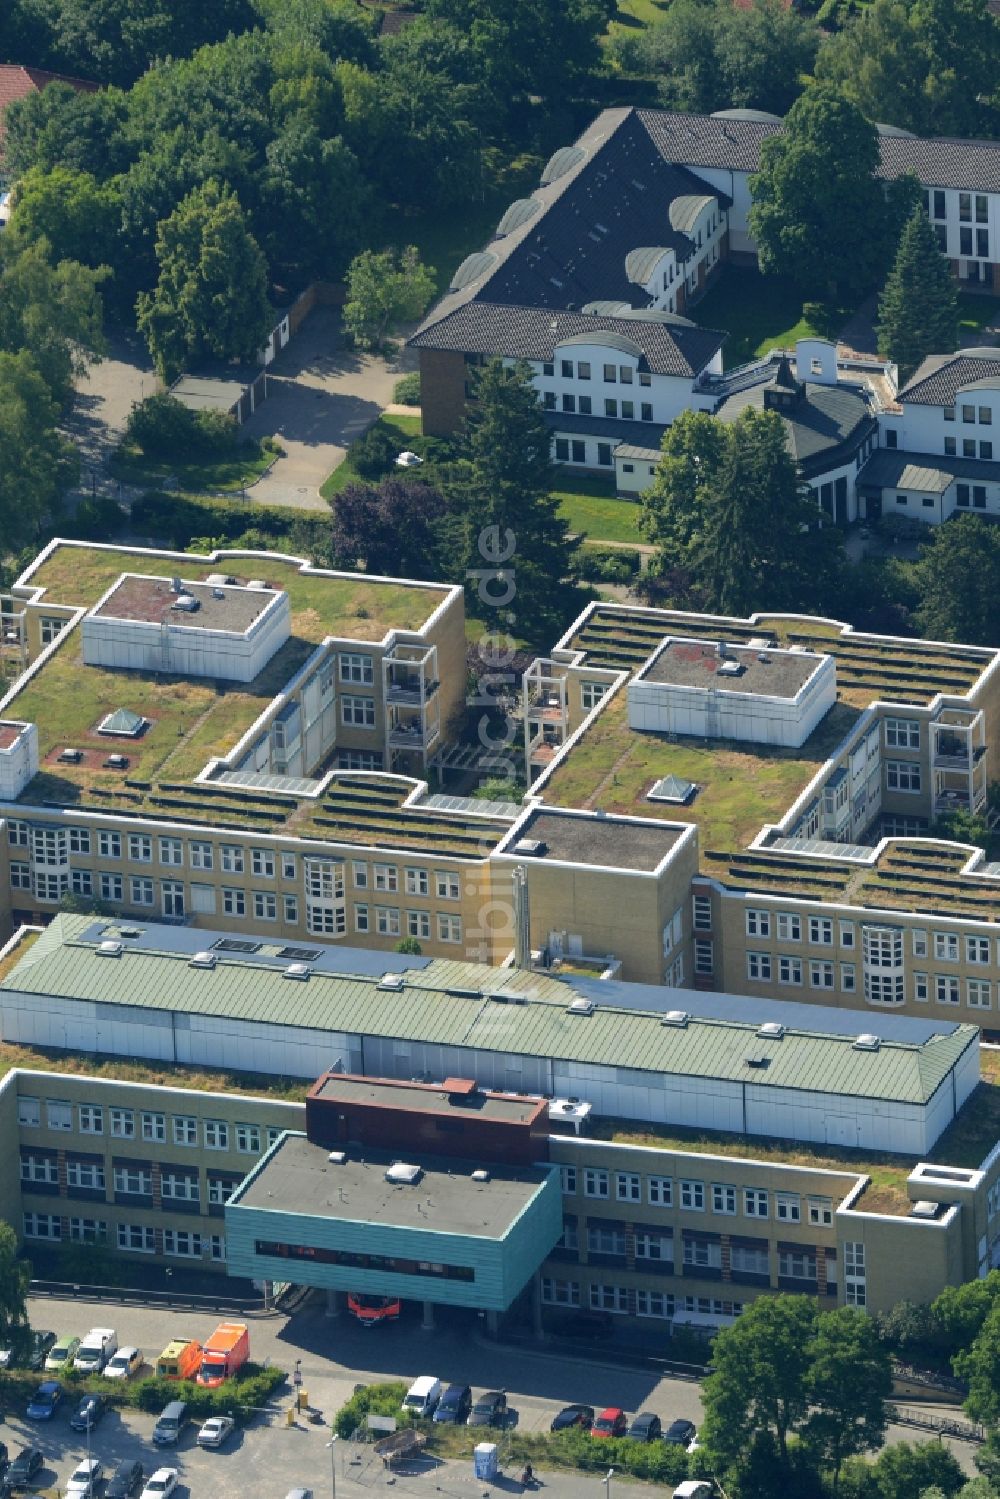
0,350,80,552
0,1223,30,1343
876,208,959,381
262,122,367,280
910,517,1000,646
11,166,122,272
342,247,435,350
0,234,106,406
328,476,447,579
804,1307,892,1493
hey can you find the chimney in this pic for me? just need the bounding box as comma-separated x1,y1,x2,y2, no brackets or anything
512,864,531,970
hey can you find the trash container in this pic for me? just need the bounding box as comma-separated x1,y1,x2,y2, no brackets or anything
474,1442,499,1480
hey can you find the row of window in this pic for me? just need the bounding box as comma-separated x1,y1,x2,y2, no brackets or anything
955,485,991,510
17,1098,281,1153
561,1166,833,1225
744,911,856,947
554,438,615,467
943,437,993,460
541,1279,744,1322
22,1215,225,1260
914,973,996,1009
20,1156,241,1205
543,392,654,422
541,359,653,387
746,953,854,992
928,190,989,224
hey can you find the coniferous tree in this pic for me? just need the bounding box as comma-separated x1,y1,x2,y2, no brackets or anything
876,207,959,381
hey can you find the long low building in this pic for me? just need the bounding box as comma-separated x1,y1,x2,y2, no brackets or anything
0,916,980,1156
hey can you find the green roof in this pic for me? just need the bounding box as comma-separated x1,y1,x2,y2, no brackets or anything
3,916,976,1108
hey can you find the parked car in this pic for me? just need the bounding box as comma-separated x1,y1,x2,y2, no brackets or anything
106,1460,144,1498
551,1405,594,1432
432,1385,472,1424
467,1391,507,1428
6,1448,43,1489
66,1458,103,1497
104,1346,143,1380
0,1331,56,1371
664,1418,697,1447
401,1377,441,1418
26,1382,62,1420
592,1407,628,1438
152,1401,188,1446
196,1414,235,1448
628,1413,662,1442
69,1393,107,1432
45,1335,81,1371
140,1469,178,1499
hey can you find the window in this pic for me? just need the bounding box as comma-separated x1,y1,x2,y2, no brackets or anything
542,361,554,377
810,960,834,989
18,1097,39,1128
173,1115,198,1147
588,1224,626,1256
977,195,989,223
692,894,712,930
683,1237,721,1269
117,1224,155,1253
746,909,771,937
353,862,368,889
554,438,568,461
7,820,28,848
561,393,575,414
69,1218,107,1244
809,916,833,945
841,962,857,992
808,1197,833,1227
937,975,960,1005
620,366,633,384
98,831,121,859
968,979,992,1010
584,1168,609,1199
621,400,634,420
777,913,801,941
208,1177,238,1207
635,1232,673,1262
254,892,277,922
746,952,772,981
24,1213,61,1241
342,696,376,727
21,1153,59,1184
405,867,429,897
375,907,400,937
967,935,991,965
577,361,591,380
712,1183,736,1215
590,1283,629,1314
964,438,977,458
78,1104,103,1135
885,429,898,448
46,1099,72,1131
981,442,993,461
957,484,970,508
840,920,855,949
355,904,369,933
129,833,152,863
615,1171,641,1202
251,848,275,878
113,1165,151,1195
188,840,213,871
159,837,182,866
945,437,957,455
744,1188,768,1218
779,1249,817,1282
435,870,460,900
912,929,929,959
282,853,296,880
961,227,973,257
597,443,612,466
639,371,652,387
223,888,246,918
636,1291,673,1319
129,876,153,907
374,864,398,893
934,932,959,961
914,972,929,1002
604,399,617,418
885,718,920,749
141,1111,165,1143
581,681,609,711
974,486,988,507
236,1123,261,1154
541,1278,580,1307
779,955,803,985
284,895,299,925
603,364,616,382
407,910,430,940
10,862,30,890
680,1179,705,1211
70,1165,110,1195
844,1241,866,1307
560,1165,577,1195
205,1119,229,1150
161,880,184,917
647,1175,672,1207
960,193,972,222
578,396,592,416
99,873,123,903
163,1230,202,1258
694,939,714,975
886,761,921,792
776,1192,801,1223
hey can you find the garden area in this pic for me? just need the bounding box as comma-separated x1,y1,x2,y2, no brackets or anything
320,413,424,498
110,393,279,496
694,268,849,367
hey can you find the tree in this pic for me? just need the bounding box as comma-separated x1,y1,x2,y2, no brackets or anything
262,122,367,279
910,517,1000,646
701,1294,818,1472
328,477,447,579
136,180,271,382
867,1440,964,1499
394,937,422,955
815,0,1000,140
342,247,435,350
805,1307,892,1493
954,1300,1000,1425
876,208,959,381
640,406,844,616
749,85,892,300
0,1223,30,1343
1,83,132,186
615,0,818,118
453,358,578,635
0,350,79,551
11,166,122,272
0,234,106,406
43,0,257,86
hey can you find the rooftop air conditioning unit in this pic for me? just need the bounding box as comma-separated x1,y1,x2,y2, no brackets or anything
170,595,200,613
854,1033,880,1051
757,1022,785,1040
718,660,744,676
471,1169,490,1183
385,1161,423,1186
283,963,311,981
661,1009,690,1028
447,987,481,999
247,579,268,591
189,951,217,970
327,1151,347,1165
513,838,546,857
910,1200,940,1219
377,973,404,992
566,997,595,1016
96,940,123,958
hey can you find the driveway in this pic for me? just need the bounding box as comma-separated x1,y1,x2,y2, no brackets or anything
240,308,414,511
64,328,160,492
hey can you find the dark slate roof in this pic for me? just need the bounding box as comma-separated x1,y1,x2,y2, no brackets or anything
879,135,1000,193
713,380,875,476
900,349,1000,406
411,304,726,379
543,411,667,447
858,448,1000,493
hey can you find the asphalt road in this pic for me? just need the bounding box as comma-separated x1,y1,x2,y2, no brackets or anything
17,1293,981,1496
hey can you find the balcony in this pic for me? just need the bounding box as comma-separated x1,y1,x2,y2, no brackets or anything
388,723,429,751
386,677,438,706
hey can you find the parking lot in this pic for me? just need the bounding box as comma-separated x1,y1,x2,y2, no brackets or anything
6,1292,978,1496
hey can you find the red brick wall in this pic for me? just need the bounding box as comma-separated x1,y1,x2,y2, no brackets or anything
419,349,468,436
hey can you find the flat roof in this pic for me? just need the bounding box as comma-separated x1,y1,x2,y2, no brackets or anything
311,1074,543,1125
2,916,975,1106
638,638,823,698
92,576,277,632
233,1133,550,1237
170,373,258,411
512,807,683,871
0,723,25,750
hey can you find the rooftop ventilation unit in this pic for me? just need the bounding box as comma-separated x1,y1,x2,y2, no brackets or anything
247,579,268,590
377,973,405,992
757,1022,785,1040
189,951,217,970
661,1009,690,1028
854,1033,880,1051
327,1151,347,1165
170,595,199,613
718,659,744,677
910,1200,941,1220
118,928,142,939
748,637,770,649
96,940,122,958
513,838,546,857
471,1169,490,1183
170,577,183,594
283,963,311,981
385,1161,423,1186
745,1055,770,1068
206,573,235,586
566,997,595,1016
212,588,225,600
447,986,481,1000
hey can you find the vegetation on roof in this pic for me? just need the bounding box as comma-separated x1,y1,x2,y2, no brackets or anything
0,1040,309,1102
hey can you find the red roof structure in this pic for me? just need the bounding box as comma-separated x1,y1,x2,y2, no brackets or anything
0,65,99,161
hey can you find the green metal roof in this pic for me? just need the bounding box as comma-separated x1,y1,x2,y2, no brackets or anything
2,917,975,1106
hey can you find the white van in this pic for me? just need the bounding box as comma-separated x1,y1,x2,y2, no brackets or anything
402,1376,442,1418
73,1328,118,1374
673,1484,713,1499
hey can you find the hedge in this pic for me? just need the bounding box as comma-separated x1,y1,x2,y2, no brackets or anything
131,491,329,557
569,545,641,583
1,1361,284,1428
334,1380,410,1438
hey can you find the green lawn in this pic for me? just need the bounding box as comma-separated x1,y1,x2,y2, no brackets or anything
555,478,645,544
387,168,541,301
958,291,1000,341
694,268,843,367
604,0,670,40
110,440,273,496
320,414,423,499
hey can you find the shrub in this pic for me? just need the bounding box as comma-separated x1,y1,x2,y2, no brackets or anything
334,1380,410,1439
392,372,421,405
351,423,398,479
129,491,328,556
569,546,641,583
133,1364,283,1424
124,394,238,461
65,494,126,542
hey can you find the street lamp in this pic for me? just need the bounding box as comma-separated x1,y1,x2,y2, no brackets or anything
603,1468,615,1498
326,1434,338,1498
